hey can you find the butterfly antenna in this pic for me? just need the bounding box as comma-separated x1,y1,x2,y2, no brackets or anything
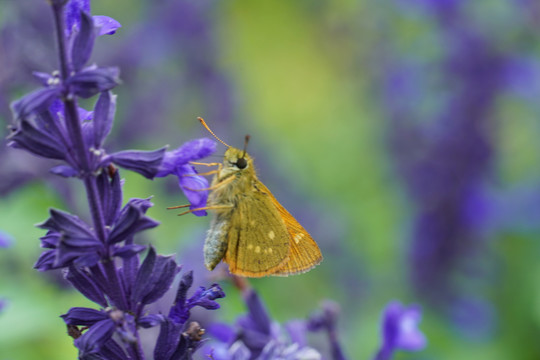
241,135,250,159
198,117,230,148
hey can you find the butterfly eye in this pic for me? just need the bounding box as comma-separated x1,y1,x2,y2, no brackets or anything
236,158,248,169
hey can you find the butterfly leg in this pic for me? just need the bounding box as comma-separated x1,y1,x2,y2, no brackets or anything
190,161,221,167
166,204,191,210
187,162,223,177
182,169,219,177
175,205,233,216
183,174,235,192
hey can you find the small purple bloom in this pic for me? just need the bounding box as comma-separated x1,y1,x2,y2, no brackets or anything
373,301,426,360
156,138,217,216
306,301,346,360
169,270,225,325
93,15,122,36
0,231,14,248
154,270,225,360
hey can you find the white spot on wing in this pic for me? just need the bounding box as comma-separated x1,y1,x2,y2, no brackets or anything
293,233,305,244
255,246,261,253
268,231,275,239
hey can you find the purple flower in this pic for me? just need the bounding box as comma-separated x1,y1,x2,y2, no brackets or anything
0,231,14,248
156,138,217,216
373,301,426,360
34,191,158,272
65,0,120,38
168,270,225,325
154,271,225,360
305,301,346,360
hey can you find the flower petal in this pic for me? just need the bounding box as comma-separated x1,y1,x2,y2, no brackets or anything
131,247,180,306
74,319,116,357
68,66,120,98
156,138,216,177
11,87,62,120
65,265,108,307
112,244,146,259
93,15,121,36
177,165,209,216
92,91,116,148
108,147,167,179
71,10,95,71
65,0,90,35
186,283,225,310
38,208,95,239
108,198,159,244
138,314,165,329
8,118,67,160
380,301,427,354
61,307,108,326
50,165,79,178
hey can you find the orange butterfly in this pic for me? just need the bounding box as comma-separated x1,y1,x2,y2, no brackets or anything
169,118,322,277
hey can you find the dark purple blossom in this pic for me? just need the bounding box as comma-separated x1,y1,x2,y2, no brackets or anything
168,270,225,325
154,271,226,360
373,301,426,360
156,138,217,216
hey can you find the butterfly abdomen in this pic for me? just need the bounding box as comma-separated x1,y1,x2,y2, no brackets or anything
204,214,231,271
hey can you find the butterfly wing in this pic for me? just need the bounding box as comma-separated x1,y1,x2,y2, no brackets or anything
223,187,291,277
254,181,323,276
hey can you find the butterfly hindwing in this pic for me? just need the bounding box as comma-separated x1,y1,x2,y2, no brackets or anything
223,188,291,277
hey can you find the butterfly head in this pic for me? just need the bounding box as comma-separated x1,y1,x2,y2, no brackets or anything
222,135,254,177
197,117,254,177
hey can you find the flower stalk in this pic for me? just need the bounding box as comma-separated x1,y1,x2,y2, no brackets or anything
8,1,223,358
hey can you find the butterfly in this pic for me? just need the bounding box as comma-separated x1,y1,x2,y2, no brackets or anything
170,118,322,277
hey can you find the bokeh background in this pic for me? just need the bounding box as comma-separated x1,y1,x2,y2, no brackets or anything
1,0,540,359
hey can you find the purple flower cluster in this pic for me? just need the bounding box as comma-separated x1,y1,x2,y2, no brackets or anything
6,0,221,358
205,287,323,360
384,0,509,329
203,281,426,360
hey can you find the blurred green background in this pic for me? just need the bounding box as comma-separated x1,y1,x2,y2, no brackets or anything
1,0,540,359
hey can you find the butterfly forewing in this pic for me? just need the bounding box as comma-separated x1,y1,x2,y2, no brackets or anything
255,181,323,276
223,190,291,277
